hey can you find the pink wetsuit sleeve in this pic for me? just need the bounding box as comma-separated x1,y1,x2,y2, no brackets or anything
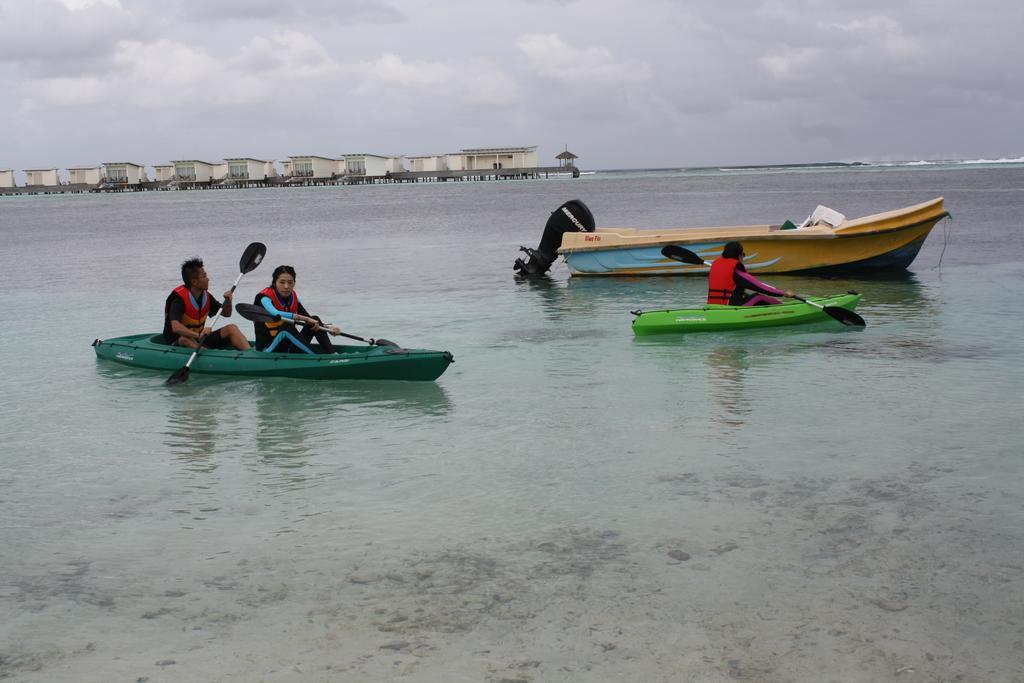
734,269,784,296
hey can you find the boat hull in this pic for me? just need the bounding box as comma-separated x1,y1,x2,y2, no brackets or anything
93,334,454,381
561,198,948,276
631,294,862,335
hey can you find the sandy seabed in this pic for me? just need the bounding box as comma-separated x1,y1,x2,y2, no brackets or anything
4,459,1023,683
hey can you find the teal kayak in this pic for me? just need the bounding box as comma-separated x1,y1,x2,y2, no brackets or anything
631,293,862,335
93,334,454,381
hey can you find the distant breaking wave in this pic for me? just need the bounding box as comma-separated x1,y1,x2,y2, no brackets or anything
878,157,1024,167
587,157,1024,176
958,156,1024,165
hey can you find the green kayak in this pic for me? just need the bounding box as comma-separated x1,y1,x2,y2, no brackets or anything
93,334,454,381
631,293,862,336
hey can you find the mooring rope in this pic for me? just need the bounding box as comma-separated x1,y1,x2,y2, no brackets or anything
933,213,954,272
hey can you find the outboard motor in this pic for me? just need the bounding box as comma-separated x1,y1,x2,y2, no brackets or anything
514,199,595,276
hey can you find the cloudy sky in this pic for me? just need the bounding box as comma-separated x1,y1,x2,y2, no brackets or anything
1,0,1021,171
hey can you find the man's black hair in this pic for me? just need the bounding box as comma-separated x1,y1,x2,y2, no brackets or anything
181,257,204,285
722,241,744,259
272,265,297,283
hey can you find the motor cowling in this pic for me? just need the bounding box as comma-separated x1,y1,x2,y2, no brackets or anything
514,199,595,276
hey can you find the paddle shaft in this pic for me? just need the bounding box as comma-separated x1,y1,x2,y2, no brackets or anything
285,318,378,345
234,302,397,347
181,272,243,371
790,294,827,312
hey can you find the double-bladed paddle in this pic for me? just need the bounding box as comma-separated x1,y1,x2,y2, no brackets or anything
659,244,867,327
166,242,267,386
234,302,398,347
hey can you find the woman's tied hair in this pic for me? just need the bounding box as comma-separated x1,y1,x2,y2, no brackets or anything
722,242,744,259
272,265,297,283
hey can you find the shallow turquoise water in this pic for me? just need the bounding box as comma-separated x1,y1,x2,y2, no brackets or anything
1,168,1022,680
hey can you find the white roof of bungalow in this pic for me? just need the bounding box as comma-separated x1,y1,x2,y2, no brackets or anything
460,146,537,153
153,164,174,168
171,159,219,165
224,157,273,163
289,155,339,161
406,153,449,159
341,153,392,158
23,167,58,171
103,161,145,167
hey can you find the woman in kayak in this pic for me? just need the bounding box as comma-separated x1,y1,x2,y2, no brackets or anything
253,265,340,354
708,242,793,306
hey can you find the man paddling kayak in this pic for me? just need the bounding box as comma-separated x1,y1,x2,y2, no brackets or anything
253,265,340,354
163,257,250,350
708,241,794,306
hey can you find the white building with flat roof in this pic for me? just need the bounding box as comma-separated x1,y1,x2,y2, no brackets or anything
24,168,60,186
103,162,148,185
342,153,390,177
446,153,466,171
0,170,16,188
224,158,278,181
153,165,174,182
68,166,102,185
385,156,406,173
172,160,217,183
407,155,448,172
288,156,339,180
458,146,538,170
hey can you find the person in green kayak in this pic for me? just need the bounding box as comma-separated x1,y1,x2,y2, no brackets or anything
708,241,794,306
253,265,340,354
164,257,251,350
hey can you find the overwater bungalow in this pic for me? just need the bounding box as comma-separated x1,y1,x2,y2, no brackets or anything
153,165,174,182
24,167,60,187
386,156,406,174
286,155,340,184
68,166,102,185
446,153,467,171
222,158,278,185
341,153,398,180
408,155,448,172
0,169,15,188
171,160,218,186
102,162,148,188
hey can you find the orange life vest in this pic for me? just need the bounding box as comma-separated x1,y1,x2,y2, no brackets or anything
166,284,210,331
707,257,740,305
255,287,300,338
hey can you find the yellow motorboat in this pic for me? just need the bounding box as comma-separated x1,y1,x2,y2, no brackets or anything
513,198,950,276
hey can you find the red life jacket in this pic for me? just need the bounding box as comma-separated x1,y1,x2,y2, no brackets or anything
707,257,740,305
256,287,300,338
166,284,210,331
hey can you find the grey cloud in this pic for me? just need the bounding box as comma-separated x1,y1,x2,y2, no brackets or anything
161,0,404,24
0,1,144,76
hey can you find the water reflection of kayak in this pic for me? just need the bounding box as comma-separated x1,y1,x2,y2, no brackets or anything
631,293,862,335
93,334,454,381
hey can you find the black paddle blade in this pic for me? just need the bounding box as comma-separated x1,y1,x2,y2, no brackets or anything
235,302,280,323
661,244,706,266
165,366,190,386
823,306,867,327
240,242,267,274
